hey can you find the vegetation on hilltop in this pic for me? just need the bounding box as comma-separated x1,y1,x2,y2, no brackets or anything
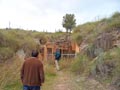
0,29,45,62
73,12,120,45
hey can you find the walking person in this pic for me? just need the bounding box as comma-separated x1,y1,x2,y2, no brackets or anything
21,50,45,90
54,49,61,71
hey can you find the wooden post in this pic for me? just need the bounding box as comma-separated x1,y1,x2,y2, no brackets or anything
52,46,54,60
44,45,47,61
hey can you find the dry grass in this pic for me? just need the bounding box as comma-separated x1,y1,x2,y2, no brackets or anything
59,58,74,70
0,56,23,90
0,55,58,90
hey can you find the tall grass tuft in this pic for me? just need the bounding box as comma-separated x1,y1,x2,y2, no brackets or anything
71,54,89,75
0,56,23,90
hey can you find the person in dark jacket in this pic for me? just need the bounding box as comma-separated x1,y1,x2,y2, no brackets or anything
21,50,45,90
54,49,61,70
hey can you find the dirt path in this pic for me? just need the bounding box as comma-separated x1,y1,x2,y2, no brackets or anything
53,71,72,90
53,71,115,90
16,49,116,90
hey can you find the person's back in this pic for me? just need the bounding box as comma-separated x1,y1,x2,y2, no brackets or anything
54,49,61,71
55,51,61,60
22,57,44,86
21,50,44,90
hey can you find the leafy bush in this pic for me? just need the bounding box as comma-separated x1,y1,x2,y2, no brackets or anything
112,12,120,19
0,29,42,61
21,37,37,57
0,31,6,46
45,64,56,77
71,54,89,75
0,47,14,62
59,59,74,70
72,33,83,46
89,48,120,85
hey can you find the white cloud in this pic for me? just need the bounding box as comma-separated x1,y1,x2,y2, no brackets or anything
0,0,119,32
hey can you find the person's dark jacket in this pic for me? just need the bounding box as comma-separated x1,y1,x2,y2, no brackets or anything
21,57,45,86
55,51,61,61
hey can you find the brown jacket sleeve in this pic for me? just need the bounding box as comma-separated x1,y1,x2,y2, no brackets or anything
39,63,45,83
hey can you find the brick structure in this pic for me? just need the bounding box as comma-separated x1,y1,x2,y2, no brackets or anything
40,41,79,61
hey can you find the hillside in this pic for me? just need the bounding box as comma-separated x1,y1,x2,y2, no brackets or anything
71,12,120,89
0,29,56,62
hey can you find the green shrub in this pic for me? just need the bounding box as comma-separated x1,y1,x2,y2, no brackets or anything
112,12,120,19
0,31,6,46
89,48,120,83
59,59,74,70
72,33,83,46
21,37,37,57
0,47,14,62
45,64,56,77
71,54,89,75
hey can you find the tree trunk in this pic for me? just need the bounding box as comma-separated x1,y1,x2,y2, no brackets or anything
66,29,68,33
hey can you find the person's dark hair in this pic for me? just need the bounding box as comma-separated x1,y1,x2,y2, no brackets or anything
31,50,39,57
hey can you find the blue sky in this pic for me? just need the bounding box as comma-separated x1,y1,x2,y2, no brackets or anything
0,0,119,32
